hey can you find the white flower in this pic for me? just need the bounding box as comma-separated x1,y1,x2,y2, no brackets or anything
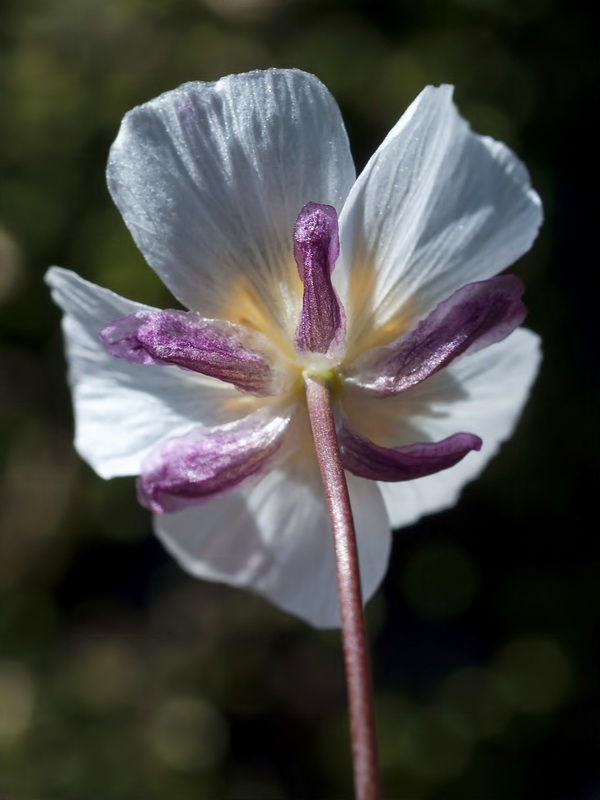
46,69,542,628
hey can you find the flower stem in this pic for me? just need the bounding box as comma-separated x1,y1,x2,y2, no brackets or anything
304,373,381,800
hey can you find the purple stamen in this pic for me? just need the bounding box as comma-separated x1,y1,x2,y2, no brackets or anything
339,421,482,482
294,202,346,358
138,410,292,514
345,275,527,396
101,310,283,396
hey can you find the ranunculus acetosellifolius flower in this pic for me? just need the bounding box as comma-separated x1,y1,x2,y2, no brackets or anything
46,70,542,628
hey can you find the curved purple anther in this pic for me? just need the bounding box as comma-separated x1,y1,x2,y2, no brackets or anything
344,275,527,396
339,421,482,482
138,410,293,514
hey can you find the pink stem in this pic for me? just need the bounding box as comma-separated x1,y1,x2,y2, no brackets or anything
304,373,381,800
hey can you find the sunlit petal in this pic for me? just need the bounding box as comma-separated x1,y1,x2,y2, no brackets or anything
46,268,249,478
108,70,356,341
375,328,541,528
153,453,391,628
338,85,542,354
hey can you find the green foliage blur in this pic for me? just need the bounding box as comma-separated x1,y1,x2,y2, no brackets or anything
0,0,596,797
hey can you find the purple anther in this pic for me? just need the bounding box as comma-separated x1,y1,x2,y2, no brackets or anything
345,275,527,395
293,202,346,358
101,310,282,396
138,410,292,513
339,422,482,481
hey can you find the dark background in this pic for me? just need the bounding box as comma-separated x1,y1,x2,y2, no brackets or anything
0,0,597,797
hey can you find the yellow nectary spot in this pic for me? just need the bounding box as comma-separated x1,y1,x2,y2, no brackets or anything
344,260,413,359
219,260,415,374
219,272,300,360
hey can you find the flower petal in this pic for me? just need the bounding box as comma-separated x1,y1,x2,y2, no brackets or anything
337,85,542,352
339,422,481,481
293,203,346,359
101,309,290,396
138,408,295,514
152,454,391,628
371,328,541,529
107,69,356,339
344,275,526,395
45,267,249,479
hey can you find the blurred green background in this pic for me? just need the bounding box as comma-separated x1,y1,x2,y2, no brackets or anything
0,0,597,797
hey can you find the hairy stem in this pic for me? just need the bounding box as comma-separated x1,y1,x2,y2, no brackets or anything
304,372,381,800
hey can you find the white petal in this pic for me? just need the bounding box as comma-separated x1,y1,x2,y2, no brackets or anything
376,328,541,528
153,452,391,628
108,69,356,340
338,86,542,352
46,267,249,479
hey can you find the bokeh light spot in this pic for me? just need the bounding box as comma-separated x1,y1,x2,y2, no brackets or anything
0,661,35,744
203,0,290,21
146,695,229,771
0,228,23,305
68,638,141,710
494,637,573,715
438,666,514,740
402,705,473,785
